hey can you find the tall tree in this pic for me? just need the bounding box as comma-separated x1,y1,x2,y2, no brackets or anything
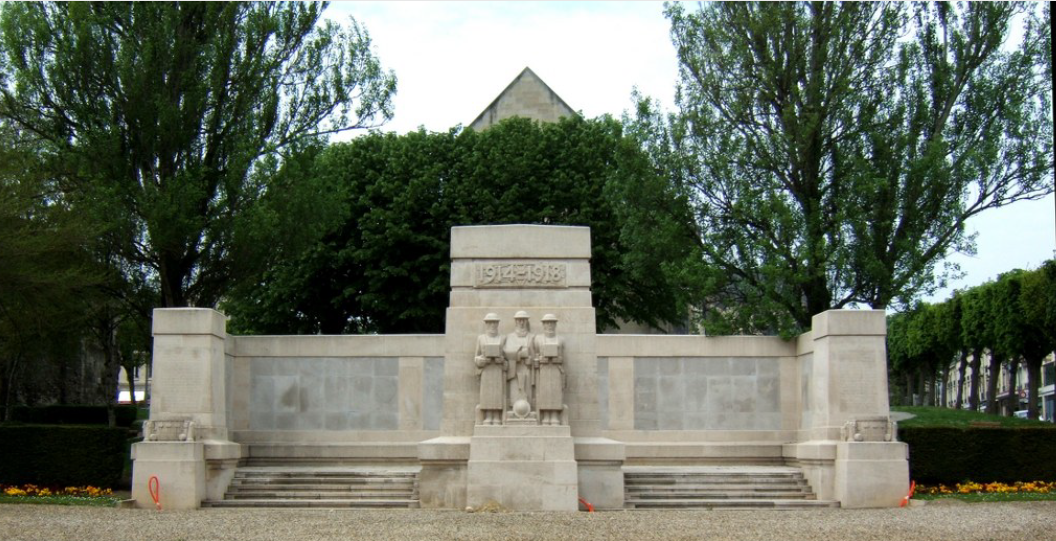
0,2,396,308
223,116,704,334
0,122,101,419
958,284,992,411
1016,263,1056,419
641,1,1053,334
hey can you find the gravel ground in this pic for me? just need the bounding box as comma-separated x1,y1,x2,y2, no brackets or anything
2,502,1054,541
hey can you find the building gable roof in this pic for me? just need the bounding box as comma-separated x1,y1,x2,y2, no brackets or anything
468,67,578,130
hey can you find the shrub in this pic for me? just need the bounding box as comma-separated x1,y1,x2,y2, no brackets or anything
10,405,138,427
0,425,127,487
901,427,1056,484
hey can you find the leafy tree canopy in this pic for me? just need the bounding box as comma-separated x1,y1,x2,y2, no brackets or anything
223,116,705,334
0,1,397,308
637,1,1053,335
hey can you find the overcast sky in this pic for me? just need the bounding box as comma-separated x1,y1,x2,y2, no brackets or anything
328,1,1056,304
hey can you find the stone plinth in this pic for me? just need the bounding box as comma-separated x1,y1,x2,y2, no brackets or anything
130,441,205,510
131,308,242,509
834,442,909,508
466,425,578,511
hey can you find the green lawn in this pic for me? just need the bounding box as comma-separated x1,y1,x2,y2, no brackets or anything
892,406,1056,428
0,495,121,507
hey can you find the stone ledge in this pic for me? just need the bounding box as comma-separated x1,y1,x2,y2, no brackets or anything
783,442,838,461
573,437,626,462
153,308,227,337
810,310,886,339
229,335,444,357
203,440,243,461
451,225,591,259
625,442,785,459
419,437,471,461
596,335,796,358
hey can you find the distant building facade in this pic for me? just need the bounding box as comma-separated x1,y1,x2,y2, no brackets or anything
940,352,1055,421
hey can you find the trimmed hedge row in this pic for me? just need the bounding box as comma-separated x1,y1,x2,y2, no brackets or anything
901,427,1056,484
0,425,127,487
10,405,138,427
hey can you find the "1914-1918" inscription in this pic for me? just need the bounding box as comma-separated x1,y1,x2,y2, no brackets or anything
475,263,567,288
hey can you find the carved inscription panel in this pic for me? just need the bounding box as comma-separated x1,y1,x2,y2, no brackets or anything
475,262,567,288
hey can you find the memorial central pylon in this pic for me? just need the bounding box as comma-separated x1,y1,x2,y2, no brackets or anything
418,225,622,511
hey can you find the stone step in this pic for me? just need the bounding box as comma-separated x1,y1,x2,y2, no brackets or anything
625,483,807,492
625,488,815,496
625,472,804,479
625,477,808,486
229,483,415,492
626,491,815,500
225,491,416,500
218,467,420,509
204,499,420,509
231,478,416,486
622,467,823,509
625,498,839,509
235,472,417,479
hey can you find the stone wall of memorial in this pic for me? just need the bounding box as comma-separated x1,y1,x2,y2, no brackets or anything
595,336,800,438
132,225,907,510
225,337,445,435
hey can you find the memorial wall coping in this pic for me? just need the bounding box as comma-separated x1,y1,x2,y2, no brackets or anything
451,224,591,259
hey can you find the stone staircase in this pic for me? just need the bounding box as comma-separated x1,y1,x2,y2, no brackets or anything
624,466,839,509
204,467,420,508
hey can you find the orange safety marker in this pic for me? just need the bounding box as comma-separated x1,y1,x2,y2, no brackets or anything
148,476,161,510
900,480,916,507
578,496,594,512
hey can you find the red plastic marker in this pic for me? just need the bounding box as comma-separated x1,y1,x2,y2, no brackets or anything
900,480,916,507
148,476,161,510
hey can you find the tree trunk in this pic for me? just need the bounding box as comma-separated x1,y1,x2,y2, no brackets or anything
1006,357,1021,415
1,353,23,422
968,348,982,411
985,352,1002,415
96,316,123,428
955,351,968,409
941,361,950,407
0,366,8,422
923,367,935,406
126,366,137,407
58,354,68,405
905,372,916,406
1026,356,1042,420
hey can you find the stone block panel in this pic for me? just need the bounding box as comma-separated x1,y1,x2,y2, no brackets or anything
248,357,402,431
633,357,783,431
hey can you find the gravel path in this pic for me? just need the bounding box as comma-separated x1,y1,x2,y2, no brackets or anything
2,502,1054,541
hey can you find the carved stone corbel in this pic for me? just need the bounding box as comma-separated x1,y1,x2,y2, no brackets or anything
840,416,896,442
144,419,197,442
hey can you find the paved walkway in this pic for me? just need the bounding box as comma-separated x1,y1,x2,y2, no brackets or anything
2,502,1054,541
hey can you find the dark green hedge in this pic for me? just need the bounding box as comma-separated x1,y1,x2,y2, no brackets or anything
901,427,1056,484
0,425,127,487
10,405,138,427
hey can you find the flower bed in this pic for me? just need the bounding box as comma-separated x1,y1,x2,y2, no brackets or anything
916,480,1055,496
0,484,118,506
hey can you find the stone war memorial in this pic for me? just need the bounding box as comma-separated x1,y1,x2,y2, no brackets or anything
131,225,909,510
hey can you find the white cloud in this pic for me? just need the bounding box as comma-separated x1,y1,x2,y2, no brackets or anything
327,1,678,134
